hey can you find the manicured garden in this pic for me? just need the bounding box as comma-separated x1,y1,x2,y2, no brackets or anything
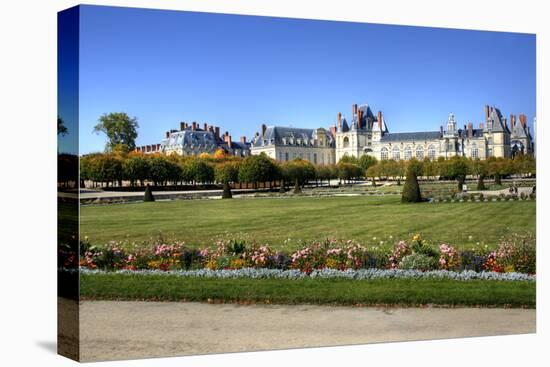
80,274,535,307
80,195,535,250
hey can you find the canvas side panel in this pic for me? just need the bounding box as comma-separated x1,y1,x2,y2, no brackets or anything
57,5,80,362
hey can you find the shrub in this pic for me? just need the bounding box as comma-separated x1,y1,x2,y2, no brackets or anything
478,193,484,202
401,168,422,203
399,253,437,271
143,184,155,202
222,181,232,199
496,233,536,274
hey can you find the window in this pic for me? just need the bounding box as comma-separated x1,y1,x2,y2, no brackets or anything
392,146,401,160
471,143,478,158
285,152,289,161
343,137,350,148
428,145,436,160
381,147,389,160
278,152,283,161
313,153,317,164
404,146,412,160
306,153,310,162
416,146,424,159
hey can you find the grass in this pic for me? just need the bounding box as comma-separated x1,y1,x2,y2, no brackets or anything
80,195,535,251
80,273,536,308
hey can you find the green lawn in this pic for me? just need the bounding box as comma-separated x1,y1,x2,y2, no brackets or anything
80,273,536,307
80,195,535,250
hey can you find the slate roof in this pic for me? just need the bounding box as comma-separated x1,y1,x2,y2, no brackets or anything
251,126,334,147
380,131,441,142
489,108,510,133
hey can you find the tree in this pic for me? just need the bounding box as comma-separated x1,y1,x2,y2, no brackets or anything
470,159,488,190
94,112,139,152
358,155,378,173
280,159,315,193
123,154,150,186
215,161,240,198
337,163,363,184
446,156,470,191
186,158,214,184
58,116,68,136
402,166,423,203
238,154,278,189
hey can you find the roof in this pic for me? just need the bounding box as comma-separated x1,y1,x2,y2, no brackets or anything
380,131,441,142
511,122,528,138
489,108,510,133
251,126,334,147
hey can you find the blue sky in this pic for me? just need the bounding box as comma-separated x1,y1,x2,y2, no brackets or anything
73,5,536,154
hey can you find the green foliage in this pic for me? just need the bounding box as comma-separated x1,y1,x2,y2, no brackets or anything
401,167,422,203
94,112,139,152
214,161,240,184
185,158,214,183
281,159,316,186
357,155,378,172
337,162,363,182
123,155,150,186
238,153,278,186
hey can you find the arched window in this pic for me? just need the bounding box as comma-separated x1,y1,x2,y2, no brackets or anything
471,143,478,159
380,147,389,160
428,145,436,160
404,146,412,160
392,146,401,160
416,145,424,159
343,136,350,148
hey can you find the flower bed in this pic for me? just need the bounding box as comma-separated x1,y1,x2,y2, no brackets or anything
78,233,535,276
80,268,535,281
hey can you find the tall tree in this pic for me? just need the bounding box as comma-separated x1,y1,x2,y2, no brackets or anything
57,116,68,136
94,112,139,152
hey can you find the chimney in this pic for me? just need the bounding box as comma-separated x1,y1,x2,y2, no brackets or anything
485,105,490,121
192,121,197,131
352,103,358,116
165,131,170,138
156,144,161,150
240,136,246,144
146,145,151,152
480,122,484,129
510,114,515,129
203,123,208,131
357,109,363,129
152,145,157,152
330,125,336,137
377,111,383,131
337,112,342,130
208,126,214,132
180,122,186,130
440,125,444,137
261,124,267,137
224,134,231,145
520,114,527,127
467,122,473,138
215,126,220,140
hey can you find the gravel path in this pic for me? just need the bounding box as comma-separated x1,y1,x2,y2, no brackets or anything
77,301,535,362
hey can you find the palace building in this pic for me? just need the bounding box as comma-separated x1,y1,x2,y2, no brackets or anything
250,102,534,163
136,121,251,157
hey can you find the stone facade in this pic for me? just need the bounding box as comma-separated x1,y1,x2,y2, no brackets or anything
250,124,336,164
251,102,534,163
136,121,251,157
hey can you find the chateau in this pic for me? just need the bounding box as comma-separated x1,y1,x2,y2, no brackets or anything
136,121,251,157
250,103,534,163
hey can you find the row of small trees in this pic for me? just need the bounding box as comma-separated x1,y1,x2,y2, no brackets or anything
80,149,535,192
